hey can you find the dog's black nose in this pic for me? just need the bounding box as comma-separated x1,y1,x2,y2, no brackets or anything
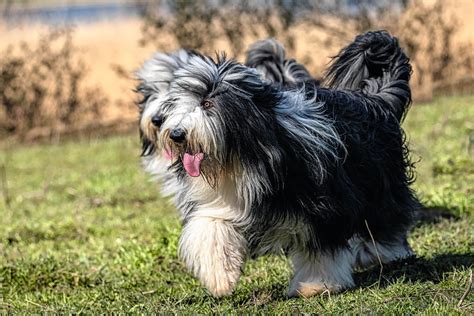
151,114,164,127
169,128,186,143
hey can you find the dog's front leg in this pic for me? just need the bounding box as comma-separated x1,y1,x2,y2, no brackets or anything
179,215,246,297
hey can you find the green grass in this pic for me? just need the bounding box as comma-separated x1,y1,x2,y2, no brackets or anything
1,95,473,313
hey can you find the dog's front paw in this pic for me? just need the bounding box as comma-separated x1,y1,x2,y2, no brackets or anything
201,265,241,297
288,249,355,298
288,281,345,298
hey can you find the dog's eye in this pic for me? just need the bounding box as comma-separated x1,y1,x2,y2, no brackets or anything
201,100,213,110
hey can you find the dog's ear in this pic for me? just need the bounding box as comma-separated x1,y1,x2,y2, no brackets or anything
136,49,191,97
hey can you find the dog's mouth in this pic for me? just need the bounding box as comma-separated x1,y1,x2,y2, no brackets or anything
182,152,205,177
163,147,205,177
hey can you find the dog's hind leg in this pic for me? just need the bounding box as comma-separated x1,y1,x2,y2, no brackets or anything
349,234,414,271
178,214,246,297
288,248,355,298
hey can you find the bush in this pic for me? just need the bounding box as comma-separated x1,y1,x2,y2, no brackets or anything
0,28,108,139
137,0,304,56
396,0,473,99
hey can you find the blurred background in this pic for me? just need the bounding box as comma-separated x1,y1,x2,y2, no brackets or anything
0,0,472,142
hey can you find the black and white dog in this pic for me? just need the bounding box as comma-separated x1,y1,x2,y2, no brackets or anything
137,31,420,298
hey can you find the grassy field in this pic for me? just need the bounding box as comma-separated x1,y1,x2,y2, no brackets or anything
0,95,473,313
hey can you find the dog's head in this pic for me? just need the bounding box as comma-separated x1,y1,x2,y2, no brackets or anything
137,49,192,155
137,52,282,187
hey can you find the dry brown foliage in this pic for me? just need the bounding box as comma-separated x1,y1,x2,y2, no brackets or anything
0,28,108,139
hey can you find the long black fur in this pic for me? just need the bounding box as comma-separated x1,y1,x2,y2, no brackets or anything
245,33,418,252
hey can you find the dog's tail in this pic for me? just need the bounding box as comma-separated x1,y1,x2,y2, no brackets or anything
323,31,412,122
245,38,316,87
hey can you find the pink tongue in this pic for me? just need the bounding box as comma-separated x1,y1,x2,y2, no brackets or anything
183,153,204,177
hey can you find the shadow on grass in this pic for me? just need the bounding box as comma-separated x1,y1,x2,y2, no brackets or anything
415,205,458,226
355,253,474,288
160,253,473,307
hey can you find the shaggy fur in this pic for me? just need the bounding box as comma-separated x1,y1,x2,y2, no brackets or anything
137,30,420,298
245,38,318,87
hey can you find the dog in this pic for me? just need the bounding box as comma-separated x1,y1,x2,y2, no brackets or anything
136,31,420,298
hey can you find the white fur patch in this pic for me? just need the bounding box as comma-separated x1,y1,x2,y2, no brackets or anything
178,203,246,297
